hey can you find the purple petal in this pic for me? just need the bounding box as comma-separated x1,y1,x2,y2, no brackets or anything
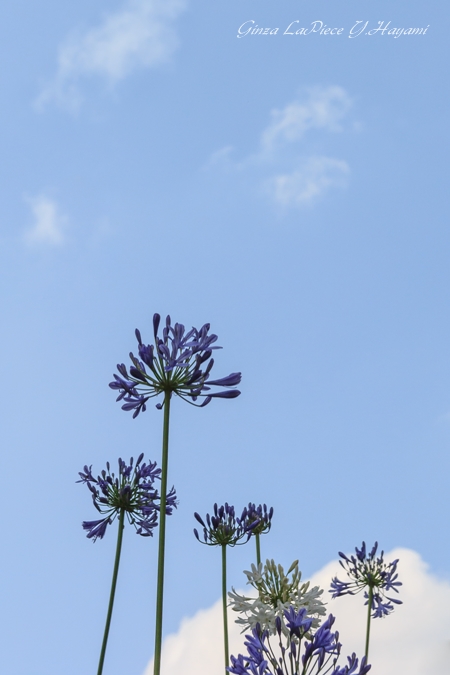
207,372,242,387
207,390,241,399
153,313,161,338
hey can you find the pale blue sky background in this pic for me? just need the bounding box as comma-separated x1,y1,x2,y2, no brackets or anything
0,1,448,674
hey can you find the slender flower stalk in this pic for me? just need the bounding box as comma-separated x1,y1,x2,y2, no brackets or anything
222,544,229,669
153,392,171,675
97,509,125,675
241,503,273,566
194,504,255,674
364,587,373,660
330,542,402,660
110,313,241,675
78,456,175,675
255,534,261,568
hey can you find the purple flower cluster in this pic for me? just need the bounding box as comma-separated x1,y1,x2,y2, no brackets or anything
194,503,257,547
109,313,241,417
228,608,370,675
330,542,402,618
78,454,177,541
241,503,274,537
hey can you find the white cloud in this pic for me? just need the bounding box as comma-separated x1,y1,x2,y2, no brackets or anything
268,156,350,207
205,146,235,169
208,87,353,210
142,549,450,675
260,86,352,156
36,0,186,111
23,195,67,246
142,597,246,675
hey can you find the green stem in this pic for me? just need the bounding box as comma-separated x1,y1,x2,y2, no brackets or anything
97,508,125,675
365,586,373,661
222,544,229,675
153,391,171,675
255,533,261,567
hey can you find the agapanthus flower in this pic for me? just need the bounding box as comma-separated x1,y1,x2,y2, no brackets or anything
78,454,177,541
330,542,402,618
109,313,241,416
194,503,255,547
195,503,258,673
229,560,326,636
241,503,273,537
228,609,371,675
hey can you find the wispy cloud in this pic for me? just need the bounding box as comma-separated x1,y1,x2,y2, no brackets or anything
142,549,450,675
23,195,67,246
260,86,352,156
36,0,186,111
268,156,350,208
209,87,353,210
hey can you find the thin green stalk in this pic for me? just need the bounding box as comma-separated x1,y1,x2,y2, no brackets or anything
97,508,125,675
222,544,229,675
153,391,171,675
364,586,373,661
255,533,261,567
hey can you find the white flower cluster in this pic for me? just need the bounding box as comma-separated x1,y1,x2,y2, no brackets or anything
229,559,326,636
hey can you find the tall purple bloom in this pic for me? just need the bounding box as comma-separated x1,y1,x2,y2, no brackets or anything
109,313,241,675
78,454,177,541
330,542,402,660
330,542,402,618
109,313,241,417
194,504,256,674
79,455,177,675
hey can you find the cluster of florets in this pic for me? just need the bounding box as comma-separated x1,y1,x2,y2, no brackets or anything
330,542,402,618
194,503,256,547
228,608,371,675
109,313,241,416
241,503,274,537
78,454,177,541
229,559,326,636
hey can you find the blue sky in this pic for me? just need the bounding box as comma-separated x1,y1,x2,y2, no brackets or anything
0,1,448,673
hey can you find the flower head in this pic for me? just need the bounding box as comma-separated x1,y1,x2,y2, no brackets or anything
228,610,371,675
229,559,326,636
241,503,274,537
330,541,402,618
193,503,254,547
109,313,241,416
78,454,177,541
